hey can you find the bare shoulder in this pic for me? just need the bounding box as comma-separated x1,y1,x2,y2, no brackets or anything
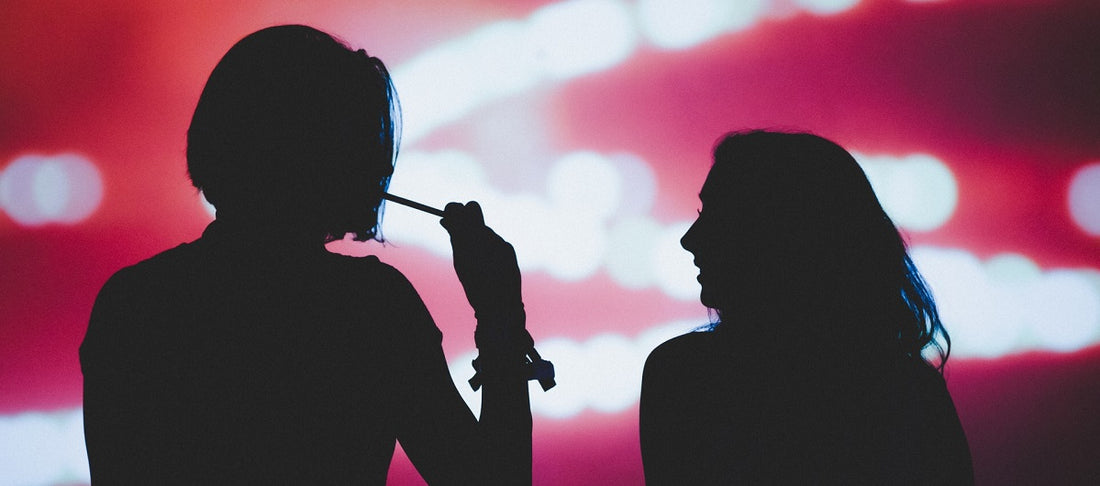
644,330,718,375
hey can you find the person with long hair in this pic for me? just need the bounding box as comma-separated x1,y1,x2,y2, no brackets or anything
81,25,533,484
640,130,973,484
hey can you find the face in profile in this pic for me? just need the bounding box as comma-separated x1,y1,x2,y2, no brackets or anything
679,164,765,312
678,136,823,315
682,195,722,309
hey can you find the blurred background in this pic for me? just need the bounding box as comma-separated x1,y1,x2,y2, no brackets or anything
2,0,1098,484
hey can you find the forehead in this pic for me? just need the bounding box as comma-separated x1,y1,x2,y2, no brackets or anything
698,164,796,220
699,161,752,202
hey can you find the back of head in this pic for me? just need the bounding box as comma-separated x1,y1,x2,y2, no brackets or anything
706,130,948,367
187,25,399,241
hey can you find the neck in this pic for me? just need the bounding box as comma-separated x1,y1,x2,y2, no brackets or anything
209,211,327,251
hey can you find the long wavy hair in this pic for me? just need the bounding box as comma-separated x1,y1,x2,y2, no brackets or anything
187,25,401,242
702,130,949,370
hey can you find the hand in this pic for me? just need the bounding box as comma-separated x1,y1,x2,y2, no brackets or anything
440,202,523,322
442,202,549,388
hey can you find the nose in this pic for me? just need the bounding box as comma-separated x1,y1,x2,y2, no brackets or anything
681,218,699,254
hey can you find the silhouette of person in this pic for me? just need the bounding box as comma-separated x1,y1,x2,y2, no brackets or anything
640,130,973,485
80,25,533,484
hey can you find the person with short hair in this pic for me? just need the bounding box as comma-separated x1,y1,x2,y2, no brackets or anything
81,25,533,485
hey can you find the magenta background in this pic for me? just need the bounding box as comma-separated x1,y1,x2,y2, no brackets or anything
2,0,1099,484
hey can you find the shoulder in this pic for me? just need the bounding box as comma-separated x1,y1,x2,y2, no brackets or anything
646,330,716,368
890,358,949,395
322,253,441,336
884,360,973,482
83,243,200,372
321,252,422,298
905,361,958,414
94,242,200,302
642,330,720,391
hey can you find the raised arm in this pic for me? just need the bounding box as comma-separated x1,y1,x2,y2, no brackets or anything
396,201,532,484
442,201,533,484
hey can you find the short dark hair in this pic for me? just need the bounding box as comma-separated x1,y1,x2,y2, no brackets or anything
187,25,400,241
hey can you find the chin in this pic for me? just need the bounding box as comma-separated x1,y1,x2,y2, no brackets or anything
698,290,719,309
699,285,733,312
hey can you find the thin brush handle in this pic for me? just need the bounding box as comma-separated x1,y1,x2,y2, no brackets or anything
382,192,445,217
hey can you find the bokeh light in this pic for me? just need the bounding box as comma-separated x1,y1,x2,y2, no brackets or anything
1,154,103,226
1068,162,1100,236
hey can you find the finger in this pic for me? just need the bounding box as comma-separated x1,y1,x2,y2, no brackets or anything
440,201,487,233
463,201,485,225
440,202,468,232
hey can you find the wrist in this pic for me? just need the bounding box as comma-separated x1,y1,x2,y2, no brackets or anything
474,303,526,346
473,303,525,325
475,325,531,354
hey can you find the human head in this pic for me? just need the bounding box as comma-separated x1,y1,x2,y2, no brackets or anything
187,25,400,241
681,130,948,366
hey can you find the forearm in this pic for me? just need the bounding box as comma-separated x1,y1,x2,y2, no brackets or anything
478,351,533,485
474,310,533,484
441,202,534,483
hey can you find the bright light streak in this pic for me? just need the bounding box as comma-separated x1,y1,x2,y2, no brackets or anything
0,154,103,226
637,0,768,49
605,216,665,289
393,22,538,144
534,213,608,281
913,246,1100,357
608,153,658,216
390,0,875,144
392,0,636,142
1026,270,1100,351
795,0,861,16
0,409,89,486
546,151,623,220
527,0,637,79
1068,162,1100,236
